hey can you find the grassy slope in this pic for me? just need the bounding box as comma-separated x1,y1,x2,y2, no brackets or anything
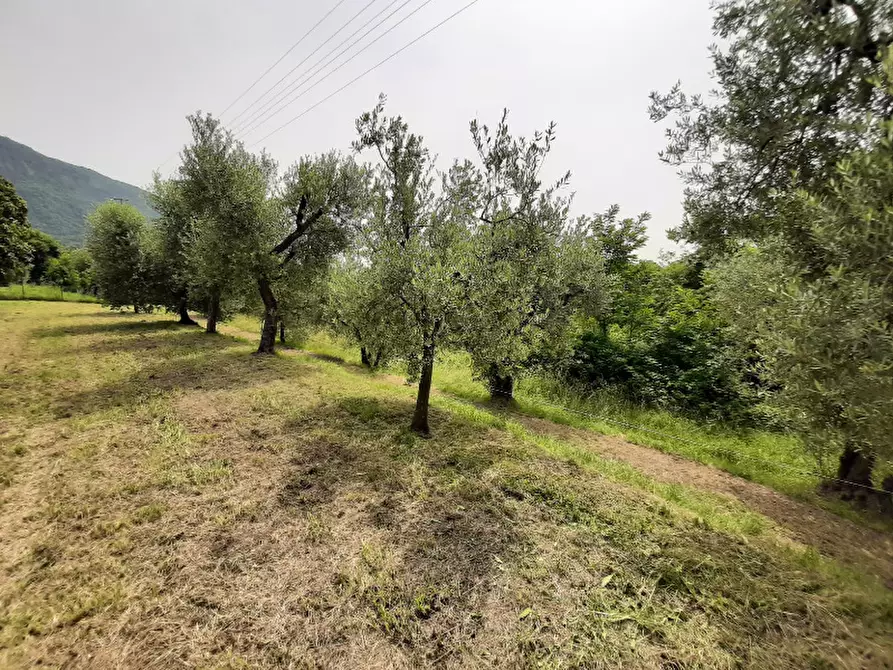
232,318,868,518
1,302,891,669
0,285,99,303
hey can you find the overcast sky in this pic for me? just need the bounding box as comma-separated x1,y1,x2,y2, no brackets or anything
1,0,714,258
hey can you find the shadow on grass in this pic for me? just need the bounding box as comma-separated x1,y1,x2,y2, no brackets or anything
55,336,316,418
278,395,521,646
33,319,195,338
59,309,145,319
64,327,214,355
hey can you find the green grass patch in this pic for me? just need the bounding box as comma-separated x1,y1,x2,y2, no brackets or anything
0,284,100,303
1,302,891,668
226,323,890,527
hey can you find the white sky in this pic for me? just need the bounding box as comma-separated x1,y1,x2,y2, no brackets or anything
1,0,714,259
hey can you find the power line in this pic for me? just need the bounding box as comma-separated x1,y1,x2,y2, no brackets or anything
233,0,409,135
236,0,422,138
228,0,390,129
249,0,482,147
156,150,179,173
218,0,349,119
158,0,350,173
238,0,426,138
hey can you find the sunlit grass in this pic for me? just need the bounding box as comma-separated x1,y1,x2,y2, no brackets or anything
200,317,887,527
0,284,100,303
297,334,821,499
2,302,891,668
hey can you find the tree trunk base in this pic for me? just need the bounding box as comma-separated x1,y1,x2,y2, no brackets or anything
819,444,892,516
257,277,278,354
206,295,220,334
178,298,198,326
411,343,435,436
410,419,431,436
488,370,515,404
257,317,277,354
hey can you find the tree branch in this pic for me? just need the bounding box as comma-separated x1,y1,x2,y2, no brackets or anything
273,199,326,268
272,195,310,255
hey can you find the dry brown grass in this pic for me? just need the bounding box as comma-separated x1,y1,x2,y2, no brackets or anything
1,302,892,669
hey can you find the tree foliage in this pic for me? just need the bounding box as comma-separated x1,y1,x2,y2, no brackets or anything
326,255,402,368
45,247,95,295
147,175,199,323
650,0,893,255
177,112,277,333
571,260,754,421
256,151,366,353
0,176,32,283
86,202,156,310
455,112,611,399
712,114,893,489
22,228,60,284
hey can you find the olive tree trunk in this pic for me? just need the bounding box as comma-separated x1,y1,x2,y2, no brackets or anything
257,277,278,354
410,342,435,435
487,366,514,402
206,292,220,334
360,347,384,368
279,319,286,345
835,443,875,490
178,295,198,325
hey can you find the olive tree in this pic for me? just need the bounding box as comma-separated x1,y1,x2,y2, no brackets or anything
178,112,277,334
255,152,366,354
147,175,199,325
354,97,472,434
326,255,403,368
86,201,156,311
271,258,331,346
454,112,611,399
711,110,893,496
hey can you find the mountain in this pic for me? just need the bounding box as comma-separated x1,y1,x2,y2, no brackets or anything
0,136,157,246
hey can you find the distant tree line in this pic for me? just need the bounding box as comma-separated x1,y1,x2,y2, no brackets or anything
0,176,96,296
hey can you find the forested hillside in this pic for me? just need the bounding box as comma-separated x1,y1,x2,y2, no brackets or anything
0,136,155,245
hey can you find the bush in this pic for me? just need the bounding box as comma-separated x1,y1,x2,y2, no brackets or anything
566,282,755,423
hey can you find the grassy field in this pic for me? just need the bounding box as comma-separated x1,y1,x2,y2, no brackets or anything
227,316,891,527
1,301,892,668
0,284,99,303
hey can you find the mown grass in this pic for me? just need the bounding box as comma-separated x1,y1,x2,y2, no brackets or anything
1,302,892,668
0,284,100,303
273,328,876,515
222,317,893,530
